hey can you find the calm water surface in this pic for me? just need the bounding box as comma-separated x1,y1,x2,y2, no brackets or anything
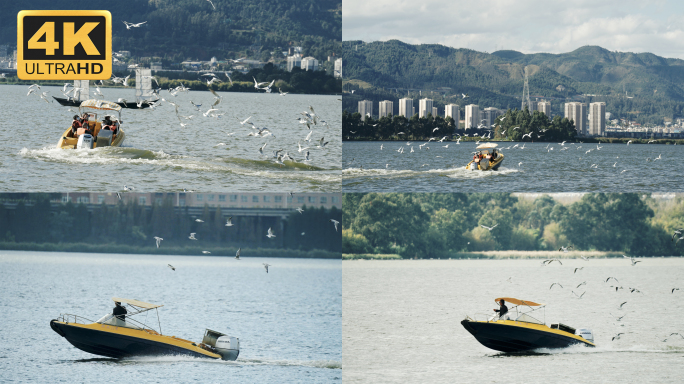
343,141,684,192
1,251,341,383
343,258,684,383
0,85,341,192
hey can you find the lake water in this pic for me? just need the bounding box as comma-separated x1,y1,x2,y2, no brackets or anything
0,251,341,383
0,85,341,192
343,258,684,384
342,141,684,192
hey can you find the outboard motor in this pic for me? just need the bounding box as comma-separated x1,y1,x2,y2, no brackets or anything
77,134,94,149
215,336,240,361
576,328,594,343
96,129,113,147
202,329,239,360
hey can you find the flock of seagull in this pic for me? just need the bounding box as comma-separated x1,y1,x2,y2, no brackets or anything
149,202,340,274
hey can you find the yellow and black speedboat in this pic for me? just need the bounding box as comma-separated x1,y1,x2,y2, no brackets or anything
466,143,504,171
57,100,126,149
50,298,239,360
461,297,595,352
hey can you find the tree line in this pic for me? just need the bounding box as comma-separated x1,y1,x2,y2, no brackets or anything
343,193,683,258
343,108,577,142
0,195,341,254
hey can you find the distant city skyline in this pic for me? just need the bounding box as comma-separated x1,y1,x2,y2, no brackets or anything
343,0,684,60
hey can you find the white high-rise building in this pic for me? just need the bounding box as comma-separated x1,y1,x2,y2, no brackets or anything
358,100,373,121
334,58,342,78
564,102,587,135
419,98,434,118
379,100,393,118
286,54,302,71
445,104,459,122
482,107,502,129
300,56,319,71
538,101,551,117
398,98,414,118
465,104,480,129
588,102,606,136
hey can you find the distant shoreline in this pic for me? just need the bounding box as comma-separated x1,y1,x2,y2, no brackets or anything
342,138,684,145
0,242,341,259
343,251,682,260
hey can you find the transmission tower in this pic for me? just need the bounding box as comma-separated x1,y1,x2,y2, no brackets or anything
521,66,531,111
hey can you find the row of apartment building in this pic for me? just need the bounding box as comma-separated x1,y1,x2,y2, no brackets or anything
357,98,607,135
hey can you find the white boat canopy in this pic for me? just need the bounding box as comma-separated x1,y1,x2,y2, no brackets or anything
80,99,122,112
112,297,163,309
494,297,544,307
476,143,498,149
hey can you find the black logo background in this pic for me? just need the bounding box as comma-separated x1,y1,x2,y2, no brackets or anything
22,16,106,60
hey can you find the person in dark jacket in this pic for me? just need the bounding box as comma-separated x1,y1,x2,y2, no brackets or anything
113,301,127,322
494,299,508,319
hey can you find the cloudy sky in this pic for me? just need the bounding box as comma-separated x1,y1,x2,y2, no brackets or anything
343,0,684,59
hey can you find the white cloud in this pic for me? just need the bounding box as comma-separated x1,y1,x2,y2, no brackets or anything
343,0,684,59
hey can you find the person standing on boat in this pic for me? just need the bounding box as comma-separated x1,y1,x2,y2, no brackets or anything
113,302,127,322
494,299,508,319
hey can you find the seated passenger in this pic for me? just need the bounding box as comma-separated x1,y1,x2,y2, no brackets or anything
70,115,81,136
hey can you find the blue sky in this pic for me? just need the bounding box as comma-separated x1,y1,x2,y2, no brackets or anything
343,0,684,59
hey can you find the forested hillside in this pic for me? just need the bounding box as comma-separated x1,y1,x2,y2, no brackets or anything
343,41,684,124
0,0,341,61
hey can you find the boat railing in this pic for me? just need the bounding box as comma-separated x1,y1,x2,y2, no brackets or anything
58,313,95,325
465,313,496,322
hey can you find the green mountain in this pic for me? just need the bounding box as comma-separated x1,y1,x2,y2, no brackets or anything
342,40,684,124
0,0,341,62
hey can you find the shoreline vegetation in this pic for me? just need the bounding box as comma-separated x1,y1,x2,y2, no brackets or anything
343,251,662,260
342,108,684,144
0,242,340,259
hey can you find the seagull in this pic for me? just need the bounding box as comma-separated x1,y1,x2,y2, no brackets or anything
123,21,147,29
606,277,619,283
576,281,587,288
202,251,211,254
612,333,625,341
572,291,586,299
580,255,589,261
542,258,563,265
263,263,271,273
673,288,680,293
189,233,197,240
195,219,204,223
206,0,216,10
618,301,627,310
235,248,240,260
225,217,234,227
267,227,276,238
123,185,134,192
330,219,340,231
153,236,163,248
167,264,175,271
480,224,498,231
559,245,573,252
518,162,523,167
550,283,563,290
574,267,584,273
296,208,304,214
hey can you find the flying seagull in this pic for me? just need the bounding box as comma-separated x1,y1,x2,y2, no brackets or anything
559,245,573,252
225,217,234,227
574,267,583,273
189,233,197,240
296,208,304,214
550,282,563,290
153,236,163,248
267,227,276,238
612,333,625,341
330,219,340,231
480,224,498,231
235,248,240,260
195,219,204,223
202,251,211,254
167,264,175,271
263,263,271,273
572,291,586,299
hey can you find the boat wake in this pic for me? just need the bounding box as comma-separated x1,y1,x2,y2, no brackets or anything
490,343,684,357
73,355,341,368
343,166,520,179
19,147,341,186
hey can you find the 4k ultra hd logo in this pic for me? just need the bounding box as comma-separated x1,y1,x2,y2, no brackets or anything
17,10,112,80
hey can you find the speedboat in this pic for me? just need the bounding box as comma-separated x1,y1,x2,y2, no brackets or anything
56,99,126,149
466,143,504,171
461,297,595,352
50,297,240,360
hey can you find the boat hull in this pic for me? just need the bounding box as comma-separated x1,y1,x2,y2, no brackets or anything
50,320,236,360
466,154,504,171
461,319,594,352
53,96,151,109
56,127,125,149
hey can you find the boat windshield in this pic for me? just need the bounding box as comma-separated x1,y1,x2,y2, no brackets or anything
96,313,142,330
